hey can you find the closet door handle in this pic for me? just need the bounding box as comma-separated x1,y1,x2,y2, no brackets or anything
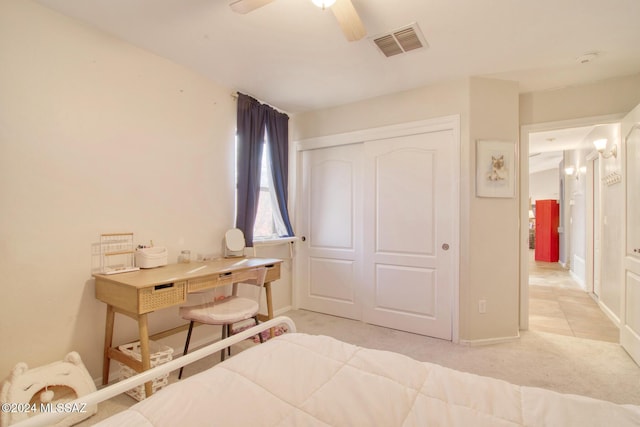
442,243,450,251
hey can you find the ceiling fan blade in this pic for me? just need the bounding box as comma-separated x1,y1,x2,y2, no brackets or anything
229,0,276,14
330,0,366,42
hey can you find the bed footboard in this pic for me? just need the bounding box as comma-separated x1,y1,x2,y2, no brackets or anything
12,316,297,427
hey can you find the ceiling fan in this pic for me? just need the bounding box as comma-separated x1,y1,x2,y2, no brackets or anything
229,0,366,42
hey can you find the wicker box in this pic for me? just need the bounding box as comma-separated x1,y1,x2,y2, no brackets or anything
118,340,173,401
138,281,186,313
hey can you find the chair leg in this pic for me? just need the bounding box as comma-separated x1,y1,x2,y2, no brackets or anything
178,321,195,379
220,323,228,362
227,324,232,356
254,316,264,344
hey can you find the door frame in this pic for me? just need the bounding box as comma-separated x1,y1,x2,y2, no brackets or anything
621,118,640,365
519,113,624,330
586,152,600,297
292,115,461,342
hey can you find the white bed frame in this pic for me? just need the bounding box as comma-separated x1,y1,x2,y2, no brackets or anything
13,317,297,427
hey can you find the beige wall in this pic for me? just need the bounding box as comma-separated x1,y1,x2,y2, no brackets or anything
466,78,520,340
0,0,242,380
520,73,640,126
292,79,469,140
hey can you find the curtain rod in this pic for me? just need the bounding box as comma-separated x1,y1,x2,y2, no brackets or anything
230,91,289,115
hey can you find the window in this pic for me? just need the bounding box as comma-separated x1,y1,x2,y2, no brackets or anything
236,136,287,241
254,144,277,239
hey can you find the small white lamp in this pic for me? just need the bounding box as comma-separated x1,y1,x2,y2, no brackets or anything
593,138,617,159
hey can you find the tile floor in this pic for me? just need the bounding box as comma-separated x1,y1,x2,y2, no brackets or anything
528,250,619,343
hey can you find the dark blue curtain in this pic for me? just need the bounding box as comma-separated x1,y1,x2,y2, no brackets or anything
235,94,266,247
235,93,294,247
265,107,295,237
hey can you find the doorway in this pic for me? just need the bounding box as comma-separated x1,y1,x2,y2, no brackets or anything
521,117,622,342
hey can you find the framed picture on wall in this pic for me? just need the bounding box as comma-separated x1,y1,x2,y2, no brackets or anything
476,139,516,198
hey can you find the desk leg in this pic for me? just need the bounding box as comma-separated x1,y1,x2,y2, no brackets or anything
102,305,115,385
265,281,274,338
138,314,153,398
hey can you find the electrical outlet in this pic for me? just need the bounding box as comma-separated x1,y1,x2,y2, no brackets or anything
478,299,487,314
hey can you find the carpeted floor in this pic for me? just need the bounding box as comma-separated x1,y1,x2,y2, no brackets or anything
284,309,640,405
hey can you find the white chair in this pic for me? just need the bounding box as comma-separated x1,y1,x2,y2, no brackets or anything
178,267,267,379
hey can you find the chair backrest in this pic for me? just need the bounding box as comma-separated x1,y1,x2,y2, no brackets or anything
189,267,268,308
241,266,267,287
232,267,267,298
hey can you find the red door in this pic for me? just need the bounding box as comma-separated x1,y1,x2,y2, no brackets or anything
535,200,559,262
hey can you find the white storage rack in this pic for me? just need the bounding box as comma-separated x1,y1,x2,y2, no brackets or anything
100,233,140,274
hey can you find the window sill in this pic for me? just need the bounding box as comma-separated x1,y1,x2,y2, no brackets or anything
252,236,298,247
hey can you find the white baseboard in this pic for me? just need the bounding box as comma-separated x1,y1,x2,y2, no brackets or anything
596,299,621,328
571,255,586,289
460,332,520,346
569,270,586,290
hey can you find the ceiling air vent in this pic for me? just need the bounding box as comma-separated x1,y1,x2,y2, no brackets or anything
372,23,428,58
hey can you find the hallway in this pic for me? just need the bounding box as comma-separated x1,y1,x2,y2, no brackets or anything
528,250,619,343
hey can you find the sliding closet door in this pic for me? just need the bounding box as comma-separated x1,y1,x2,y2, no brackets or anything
362,130,455,339
295,116,459,340
296,143,363,320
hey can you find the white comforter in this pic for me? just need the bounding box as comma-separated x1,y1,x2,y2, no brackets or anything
96,333,640,426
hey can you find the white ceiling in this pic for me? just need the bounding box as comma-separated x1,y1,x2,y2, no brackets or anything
528,126,596,174
35,0,640,114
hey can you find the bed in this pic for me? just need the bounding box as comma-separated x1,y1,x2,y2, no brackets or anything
14,317,640,426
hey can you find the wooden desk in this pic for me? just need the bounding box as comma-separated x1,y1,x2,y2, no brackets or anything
94,257,282,398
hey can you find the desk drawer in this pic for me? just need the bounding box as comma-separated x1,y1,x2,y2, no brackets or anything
188,274,233,293
139,281,186,313
265,263,280,282
187,264,281,293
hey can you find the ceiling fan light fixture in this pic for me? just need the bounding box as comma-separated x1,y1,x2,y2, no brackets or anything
311,0,336,10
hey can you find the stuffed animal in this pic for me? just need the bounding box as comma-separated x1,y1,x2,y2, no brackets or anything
0,352,97,426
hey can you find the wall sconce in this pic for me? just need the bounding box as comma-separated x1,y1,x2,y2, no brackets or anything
593,138,617,159
564,165,580,181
